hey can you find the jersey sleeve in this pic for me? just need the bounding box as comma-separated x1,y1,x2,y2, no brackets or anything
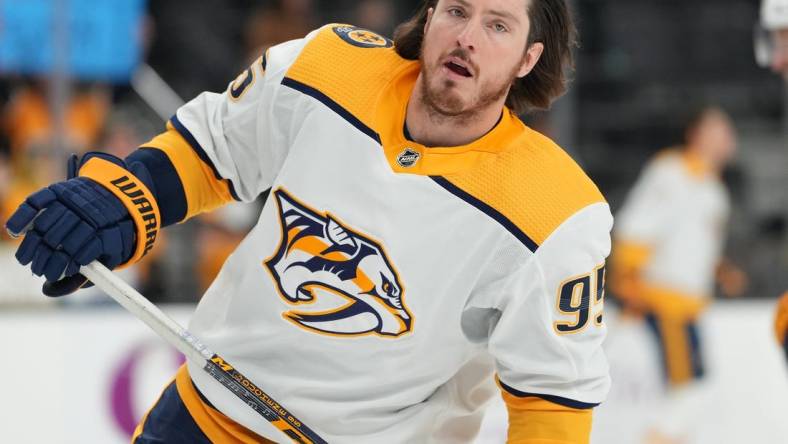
124,29,323,226
488,203,613,443
614,156,680,246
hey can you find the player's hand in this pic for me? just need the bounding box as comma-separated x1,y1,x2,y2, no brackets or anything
716,259,748,298
5,153,136,296
609,268,649,317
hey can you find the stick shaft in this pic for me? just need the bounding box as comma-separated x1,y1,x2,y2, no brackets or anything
81,262,326,444
82,263,207,361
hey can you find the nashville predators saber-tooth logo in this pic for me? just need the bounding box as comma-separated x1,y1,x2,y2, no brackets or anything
264,188,412,338
332,25,393,48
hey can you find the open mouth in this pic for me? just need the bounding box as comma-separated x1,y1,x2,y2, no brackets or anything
445,61,473,78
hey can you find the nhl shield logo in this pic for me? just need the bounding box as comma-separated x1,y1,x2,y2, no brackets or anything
396,148,420,168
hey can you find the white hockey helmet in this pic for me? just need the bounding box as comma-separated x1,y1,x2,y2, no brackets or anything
755,0,788,67
761,0,788,30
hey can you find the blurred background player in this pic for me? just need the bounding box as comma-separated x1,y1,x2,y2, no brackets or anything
757,0,788,80
756,0,788,362
610,106,745,444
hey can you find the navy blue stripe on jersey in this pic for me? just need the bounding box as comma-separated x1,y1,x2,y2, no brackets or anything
127,147,188,226
499,380,599,410
281,77,382,144
686,318,705,379
169,114,241,201
430,176,539,252
133,380,212,444
644,314,669,381
783,333,788,363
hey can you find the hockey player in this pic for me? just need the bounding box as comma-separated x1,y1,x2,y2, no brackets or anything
756,0,788,363
757,0,788,79
6,0,612,442
610,107,738,444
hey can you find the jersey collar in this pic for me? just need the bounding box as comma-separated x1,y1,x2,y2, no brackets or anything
373,62,525,176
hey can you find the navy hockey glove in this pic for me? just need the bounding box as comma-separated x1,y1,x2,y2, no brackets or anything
5,152,161,296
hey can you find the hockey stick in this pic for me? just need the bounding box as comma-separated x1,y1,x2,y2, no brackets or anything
77,261,327,444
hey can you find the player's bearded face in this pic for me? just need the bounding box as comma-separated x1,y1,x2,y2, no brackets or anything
419,46,522,117
418,0,531,117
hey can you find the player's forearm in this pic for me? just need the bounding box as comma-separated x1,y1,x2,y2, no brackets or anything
127,121,237,227
609,240,652,305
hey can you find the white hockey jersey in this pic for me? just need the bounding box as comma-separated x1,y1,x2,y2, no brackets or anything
140,24,612,443
614,150,730,300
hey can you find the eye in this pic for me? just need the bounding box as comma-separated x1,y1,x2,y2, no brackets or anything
492,22,508,33
382,282,391,293
448,7,465,18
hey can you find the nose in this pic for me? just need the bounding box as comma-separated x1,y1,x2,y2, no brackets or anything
456,19,480,51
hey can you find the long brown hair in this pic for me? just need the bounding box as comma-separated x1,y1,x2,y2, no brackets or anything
393,0,577,114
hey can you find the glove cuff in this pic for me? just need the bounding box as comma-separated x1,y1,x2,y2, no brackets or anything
78,156,161,268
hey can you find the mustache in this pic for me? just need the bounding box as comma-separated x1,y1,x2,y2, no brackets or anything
445,48,477,72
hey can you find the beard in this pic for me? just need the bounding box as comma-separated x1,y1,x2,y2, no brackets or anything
419,49,521,122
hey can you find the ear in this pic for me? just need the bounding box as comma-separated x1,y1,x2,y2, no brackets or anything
517,42,544,78
424,7,434,34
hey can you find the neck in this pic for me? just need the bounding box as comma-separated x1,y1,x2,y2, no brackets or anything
685,145,721,175
405,75,505,147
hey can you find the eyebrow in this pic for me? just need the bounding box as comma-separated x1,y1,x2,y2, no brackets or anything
450,0,522,25
488,9,521,25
